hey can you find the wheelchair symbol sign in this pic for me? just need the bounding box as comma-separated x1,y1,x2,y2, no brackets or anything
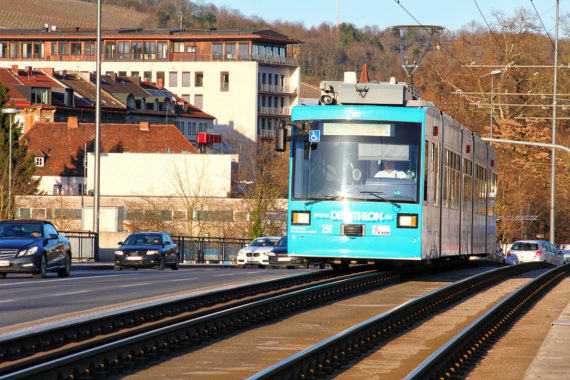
309,130,320,142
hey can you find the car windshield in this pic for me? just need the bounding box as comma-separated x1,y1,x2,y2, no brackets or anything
277,236,287,246
0,223,43,238
511,242,539,251
250,238,280,247
124,233,162,245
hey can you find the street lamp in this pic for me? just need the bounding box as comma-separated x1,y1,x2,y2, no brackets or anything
2,108,20,217
489,69,502,145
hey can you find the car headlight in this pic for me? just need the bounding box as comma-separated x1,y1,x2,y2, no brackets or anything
266,252,276,256
17,246,38,257
115,250,124,255
146,250,159,255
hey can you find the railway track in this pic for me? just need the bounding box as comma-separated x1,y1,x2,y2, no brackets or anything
252,263,569,379
2,262,565,379
0,263,447,379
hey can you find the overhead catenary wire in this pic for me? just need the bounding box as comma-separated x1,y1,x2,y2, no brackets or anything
530,0,556,48
473,0,506,54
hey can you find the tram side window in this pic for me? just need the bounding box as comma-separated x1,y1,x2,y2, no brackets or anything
489,172,497,216
463,158,473,203
424,140,428,203
474,164,487,214
432,142,439,206
443,149,460,209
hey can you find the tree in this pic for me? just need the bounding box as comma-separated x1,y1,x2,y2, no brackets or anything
0,84,38,220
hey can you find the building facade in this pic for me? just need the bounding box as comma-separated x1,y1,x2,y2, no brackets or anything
0,28,302,146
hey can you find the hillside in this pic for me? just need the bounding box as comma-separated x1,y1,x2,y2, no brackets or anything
0,0,149,30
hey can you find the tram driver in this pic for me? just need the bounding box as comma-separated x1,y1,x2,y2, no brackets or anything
374,160,408,179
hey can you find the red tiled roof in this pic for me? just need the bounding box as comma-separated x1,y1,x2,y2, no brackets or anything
0,68,29,106
24,121,199,176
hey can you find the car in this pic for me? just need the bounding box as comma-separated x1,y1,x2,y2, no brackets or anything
506,240,564,266
114,232,179,270
236,236,281,268
0,220,72,279
560,249,570,264
266,236,306,268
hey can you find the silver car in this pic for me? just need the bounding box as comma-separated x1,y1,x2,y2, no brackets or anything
507,240,564,266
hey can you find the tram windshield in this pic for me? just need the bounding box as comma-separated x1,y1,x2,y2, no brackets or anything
292,120,422,203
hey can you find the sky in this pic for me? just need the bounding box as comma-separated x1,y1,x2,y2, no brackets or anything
204,0,567,34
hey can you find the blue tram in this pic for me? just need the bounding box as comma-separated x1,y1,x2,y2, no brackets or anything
276,75,498,267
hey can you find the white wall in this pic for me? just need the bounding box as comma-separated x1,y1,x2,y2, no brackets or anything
86,152,237,197
35,175,84,195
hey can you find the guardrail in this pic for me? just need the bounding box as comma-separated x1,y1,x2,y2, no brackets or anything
173,235,249,264
60,230,97,261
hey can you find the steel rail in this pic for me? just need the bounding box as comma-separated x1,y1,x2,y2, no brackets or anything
0,263,464,379
0,268,358,364
250,262,550,379
405,263,570,379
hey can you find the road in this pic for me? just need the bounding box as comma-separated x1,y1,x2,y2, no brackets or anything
0,267,310,332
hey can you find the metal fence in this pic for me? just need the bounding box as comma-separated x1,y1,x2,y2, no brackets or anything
60,231,97,261
173,236,249,264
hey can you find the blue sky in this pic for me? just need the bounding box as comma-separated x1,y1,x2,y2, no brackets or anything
205,0,566,34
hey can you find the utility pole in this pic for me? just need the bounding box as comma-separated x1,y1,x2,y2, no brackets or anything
549,0,559,245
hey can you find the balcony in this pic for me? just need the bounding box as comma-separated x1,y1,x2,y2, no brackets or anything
259,84,297,95
259,106,291,117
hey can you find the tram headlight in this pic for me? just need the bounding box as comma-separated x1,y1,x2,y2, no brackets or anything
397,213,418,228
292,211,311,225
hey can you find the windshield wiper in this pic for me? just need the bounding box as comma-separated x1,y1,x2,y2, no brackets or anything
360,191,402,209
304,194,344,206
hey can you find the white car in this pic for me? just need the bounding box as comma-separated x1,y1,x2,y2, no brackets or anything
507,240,564,266
236,236,281,268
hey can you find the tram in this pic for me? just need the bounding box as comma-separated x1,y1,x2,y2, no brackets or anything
276,74,498,267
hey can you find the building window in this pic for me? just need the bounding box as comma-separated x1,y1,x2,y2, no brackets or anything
156,71,165,85
192,122,197,135
157,42,168,59
71,42,82,55
50,42,57,56
181,94,190,103
144,71,152,82
0,42,7,58
225,43,236,59
105,42,116,59
78,184,87,195
35,156,44,167
144,41,156,59
238,43,249,59
220,72,229,92
195,72,203,87
118,41,130,59
53,184,62,195
9,42,19,58
180,71,190,87
131,41,143,59
118,71,127,77
186,45,197,53
85,42,95,55
194,94,203,109
31,88,49,105
169,71,178,87
212,43,223,60
131,71,140,77
173,42,184,53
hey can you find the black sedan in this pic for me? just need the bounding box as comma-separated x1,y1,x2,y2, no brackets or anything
114,232,179,270
0,220,72,278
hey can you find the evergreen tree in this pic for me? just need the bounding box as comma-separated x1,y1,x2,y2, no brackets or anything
0,83,38,220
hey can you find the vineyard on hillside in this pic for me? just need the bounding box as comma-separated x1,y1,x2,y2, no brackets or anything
0,0,148,30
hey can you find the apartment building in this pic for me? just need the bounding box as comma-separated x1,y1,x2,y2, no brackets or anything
0,27,302,147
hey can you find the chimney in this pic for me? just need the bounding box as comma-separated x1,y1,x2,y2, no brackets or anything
41,67,55,77
129,76,141,86
11,65,18,73
139,121,150,131
109,72,116,81
25,66,33,77
67,116,79,128
158,78,164,88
